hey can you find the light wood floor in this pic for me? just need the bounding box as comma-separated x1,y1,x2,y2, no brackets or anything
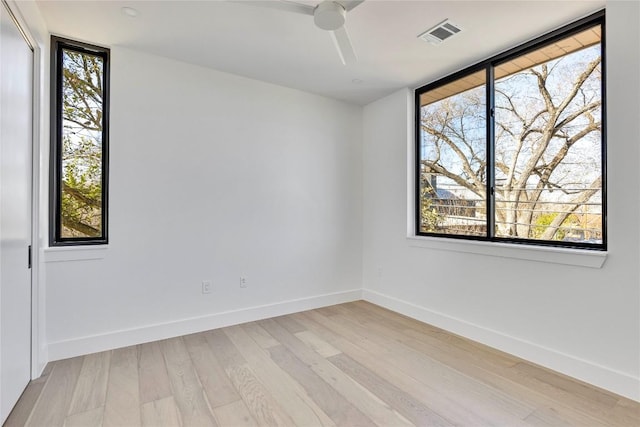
4,301,640,426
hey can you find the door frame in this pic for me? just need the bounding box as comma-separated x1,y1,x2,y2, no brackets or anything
2,0,44,380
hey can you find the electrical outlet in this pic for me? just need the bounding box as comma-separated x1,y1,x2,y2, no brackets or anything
202,280,212,294
240,276,247,288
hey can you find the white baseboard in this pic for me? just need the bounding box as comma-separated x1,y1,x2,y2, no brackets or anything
47,289,362,361
362,289,640,402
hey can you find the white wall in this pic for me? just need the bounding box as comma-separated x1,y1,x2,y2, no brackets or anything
44,47,363,359
361,2,640,401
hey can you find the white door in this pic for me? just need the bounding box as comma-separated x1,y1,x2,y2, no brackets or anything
0,1,33,423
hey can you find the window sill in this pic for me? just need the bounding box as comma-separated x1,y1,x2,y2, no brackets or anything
407,236,607,268
43,246,108,263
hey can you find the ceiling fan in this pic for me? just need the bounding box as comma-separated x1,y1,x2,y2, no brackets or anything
238,1,364,65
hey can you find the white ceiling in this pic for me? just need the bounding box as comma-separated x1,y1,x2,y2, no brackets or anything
36,0,605,105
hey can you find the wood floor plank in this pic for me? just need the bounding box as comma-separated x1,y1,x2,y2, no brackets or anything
262,318,414,427
206,325,295,423
223,325,335,426
207,326,306,426
523,405,612,427
294,330,342,358
138,341,173,404
328,352,454,426
159,337,218,426
314,305,342,317
514,361,619,407
68,351,111,415
25,357,83,427
271,315,305,334
103,346,141,427
205,329,247,368
183,332,240,408
241,322,280,349
141,396,182,427
612,397,640,424
225,364,295,427
267,343,374,426
213,400,258,427
63,407,104,427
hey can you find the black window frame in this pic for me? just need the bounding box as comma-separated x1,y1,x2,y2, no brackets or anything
415,10,606,251
50,36,110,246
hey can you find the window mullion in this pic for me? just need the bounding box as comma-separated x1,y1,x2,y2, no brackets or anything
486,65,496,240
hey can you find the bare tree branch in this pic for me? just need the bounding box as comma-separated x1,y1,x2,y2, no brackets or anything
556,56,601,118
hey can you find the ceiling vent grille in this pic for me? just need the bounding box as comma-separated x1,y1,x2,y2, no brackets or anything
418,19,462,45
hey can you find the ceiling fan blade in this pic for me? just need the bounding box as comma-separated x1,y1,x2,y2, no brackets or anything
341,1,365,12
231,1,314,16
330,26,357,65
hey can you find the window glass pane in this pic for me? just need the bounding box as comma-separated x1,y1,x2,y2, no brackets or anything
418,71,487,236
493,25,602,244
60,48,104,238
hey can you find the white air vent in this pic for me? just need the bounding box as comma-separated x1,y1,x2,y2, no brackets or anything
418,19,462,45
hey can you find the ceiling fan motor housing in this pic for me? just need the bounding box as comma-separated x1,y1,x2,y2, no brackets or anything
314,1,346,31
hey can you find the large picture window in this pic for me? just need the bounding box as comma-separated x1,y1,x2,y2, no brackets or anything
50,37,109,245
416,12,605,250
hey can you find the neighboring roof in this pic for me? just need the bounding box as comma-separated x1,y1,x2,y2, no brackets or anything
435,188,457,200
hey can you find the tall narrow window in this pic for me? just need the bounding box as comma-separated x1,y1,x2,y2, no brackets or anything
51,37,109,245
416,11,605,250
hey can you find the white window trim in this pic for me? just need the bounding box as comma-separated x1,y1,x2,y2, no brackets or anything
406,235,607,268
43,245,107,263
